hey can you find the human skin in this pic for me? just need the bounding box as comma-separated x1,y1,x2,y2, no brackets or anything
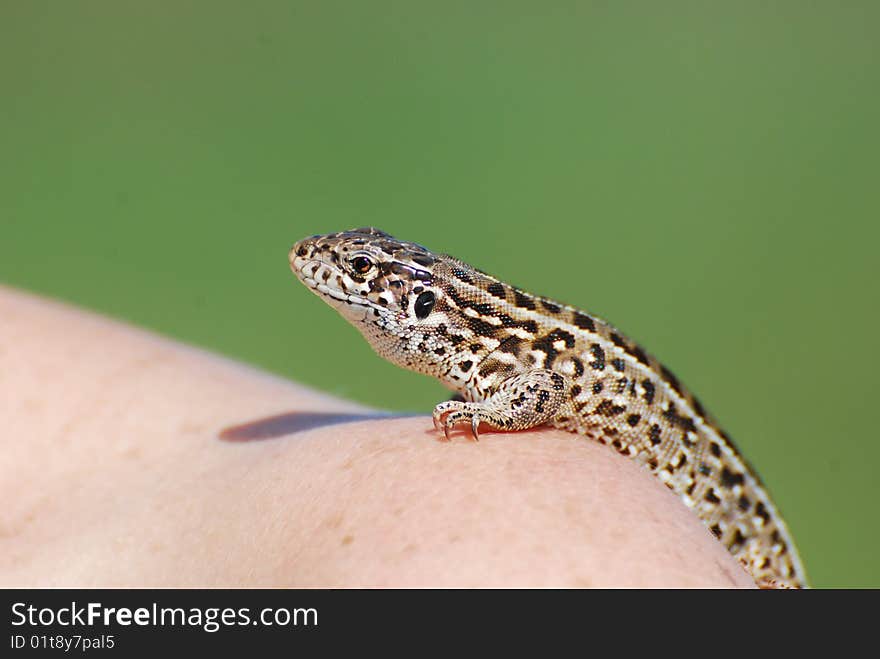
0,285,754,587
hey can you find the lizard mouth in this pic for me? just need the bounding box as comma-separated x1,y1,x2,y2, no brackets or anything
301,273,370,307
294,258,380,320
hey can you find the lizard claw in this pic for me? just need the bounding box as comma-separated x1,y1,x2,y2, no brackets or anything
434,412,453,440
432,402,482,441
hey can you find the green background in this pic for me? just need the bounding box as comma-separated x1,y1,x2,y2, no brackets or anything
2,2,877,587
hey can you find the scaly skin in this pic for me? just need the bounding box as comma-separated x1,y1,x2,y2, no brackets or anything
289,227,807,588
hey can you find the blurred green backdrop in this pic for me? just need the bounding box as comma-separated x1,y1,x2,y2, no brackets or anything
2,2,877,587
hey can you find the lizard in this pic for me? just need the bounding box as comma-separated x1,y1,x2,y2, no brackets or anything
289,226,807,588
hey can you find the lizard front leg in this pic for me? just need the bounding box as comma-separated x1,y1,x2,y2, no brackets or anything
432,369,573,440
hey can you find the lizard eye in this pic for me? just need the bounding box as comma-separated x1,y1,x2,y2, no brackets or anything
350,255,374,274
414,291,436,319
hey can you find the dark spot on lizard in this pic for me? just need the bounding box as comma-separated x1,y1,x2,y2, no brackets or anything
660,364,683,396
690,395,707,419
540,299,561,314
570,384,582,398
641,379,655,405
570,357,584,378
592,381,604,394
649,424,662,445
514,291,536,310
572,312,595,331
720,467,745,489
446,333,466,346
452,267,473,284
464,316,497,339
710,442,722,458
531,329,576,367
730,528,747,551
662,404,697,432
705,489,721,504
628,345,651,366
611,358,625,372
535,389,550,413
487,282,506,299
589,344,606,371
594,400,626,417
738,495,751,512
550,328,576,348
626,414,640,427
497,336,524,354
458,360,473,372
518,319,539,334
446,287,495,316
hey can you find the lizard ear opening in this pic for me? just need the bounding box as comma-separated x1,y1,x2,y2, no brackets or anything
414,291,436,319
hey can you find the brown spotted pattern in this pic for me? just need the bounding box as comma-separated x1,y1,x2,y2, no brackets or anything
290,228,807,588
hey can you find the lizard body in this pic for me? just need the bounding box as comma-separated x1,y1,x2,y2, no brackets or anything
289,227,807,588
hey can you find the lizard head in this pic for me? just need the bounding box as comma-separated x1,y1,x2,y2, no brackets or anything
290,227,444,331
290,227,567,385
290,227,507,382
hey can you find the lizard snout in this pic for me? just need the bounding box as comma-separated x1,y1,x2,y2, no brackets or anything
289,237,320,274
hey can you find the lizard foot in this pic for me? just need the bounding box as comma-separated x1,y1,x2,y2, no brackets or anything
431,369,573,441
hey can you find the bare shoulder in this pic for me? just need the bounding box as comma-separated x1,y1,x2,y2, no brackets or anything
280,418,755,587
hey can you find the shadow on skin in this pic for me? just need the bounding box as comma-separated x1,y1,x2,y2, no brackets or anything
218,411,411,442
